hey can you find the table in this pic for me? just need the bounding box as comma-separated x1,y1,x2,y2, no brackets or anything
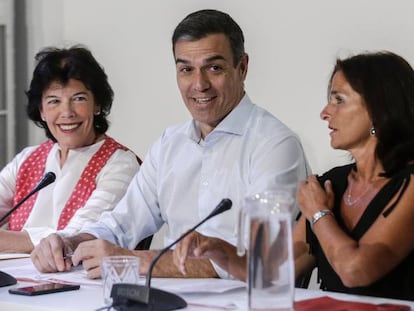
0,257,413,311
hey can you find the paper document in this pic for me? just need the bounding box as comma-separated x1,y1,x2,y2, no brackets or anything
149,278,245,294
1,261,100,286
0,253,30,260
2,260,245,293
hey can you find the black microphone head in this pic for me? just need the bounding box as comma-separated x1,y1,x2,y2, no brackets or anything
208,198,232,219
0,171,57,225
35,172,56,191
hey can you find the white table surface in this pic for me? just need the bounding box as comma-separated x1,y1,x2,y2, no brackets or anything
0,257,413,311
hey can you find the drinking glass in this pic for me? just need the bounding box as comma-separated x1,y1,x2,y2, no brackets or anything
101,256,140,305
237,190,295,311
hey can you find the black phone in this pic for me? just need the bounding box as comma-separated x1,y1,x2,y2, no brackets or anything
8,283,80,296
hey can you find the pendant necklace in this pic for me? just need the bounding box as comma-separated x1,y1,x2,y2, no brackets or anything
344,177,375,206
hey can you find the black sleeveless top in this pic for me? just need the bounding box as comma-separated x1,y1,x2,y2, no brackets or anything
306,163,414,300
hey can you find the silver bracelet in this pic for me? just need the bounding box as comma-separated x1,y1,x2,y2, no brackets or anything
311,209,333,230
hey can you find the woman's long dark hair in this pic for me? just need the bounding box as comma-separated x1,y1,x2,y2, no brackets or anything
329,51,414,177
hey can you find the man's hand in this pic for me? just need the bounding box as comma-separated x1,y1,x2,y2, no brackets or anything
173,231,247,281
31,233,73,273
72,239,133,279
172,231,200,275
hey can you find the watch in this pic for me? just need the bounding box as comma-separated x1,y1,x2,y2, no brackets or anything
311,209,334,230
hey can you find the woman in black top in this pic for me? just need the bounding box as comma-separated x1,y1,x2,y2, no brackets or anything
294,51,414,300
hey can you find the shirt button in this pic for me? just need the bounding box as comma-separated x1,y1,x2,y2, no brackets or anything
202,181,209,187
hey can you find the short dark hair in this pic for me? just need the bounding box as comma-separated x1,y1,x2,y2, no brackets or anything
26,45,114,141
172,9,245,66
329,51,414,176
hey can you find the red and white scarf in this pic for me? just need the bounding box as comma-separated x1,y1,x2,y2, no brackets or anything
9,136,133,231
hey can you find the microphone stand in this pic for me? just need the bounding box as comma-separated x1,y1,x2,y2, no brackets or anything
0,172,56,287
110,198,232,311
0,172,56,225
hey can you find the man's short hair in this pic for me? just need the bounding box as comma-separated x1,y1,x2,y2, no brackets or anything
172,9,245,67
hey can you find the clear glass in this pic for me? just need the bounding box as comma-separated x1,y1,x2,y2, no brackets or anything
239,190,295,311
101,256,140,305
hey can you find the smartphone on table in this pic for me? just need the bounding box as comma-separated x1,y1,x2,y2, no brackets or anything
9,282,80,296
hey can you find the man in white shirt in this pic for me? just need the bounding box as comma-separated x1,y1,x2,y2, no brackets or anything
31,9,310,279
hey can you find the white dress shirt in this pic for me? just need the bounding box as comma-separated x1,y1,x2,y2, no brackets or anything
0,138,140,245
82,95,310,263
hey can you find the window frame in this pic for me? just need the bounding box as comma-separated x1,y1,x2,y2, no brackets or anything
0,0,15,168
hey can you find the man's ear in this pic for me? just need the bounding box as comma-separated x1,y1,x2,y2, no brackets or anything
239,53,249,80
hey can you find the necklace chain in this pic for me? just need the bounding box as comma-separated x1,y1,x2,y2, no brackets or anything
344,178,375,206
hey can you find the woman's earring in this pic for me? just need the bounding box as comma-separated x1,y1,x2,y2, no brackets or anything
370,127,376,136
94,111,101,116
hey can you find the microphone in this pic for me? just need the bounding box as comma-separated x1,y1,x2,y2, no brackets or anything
0,172,56,225
0,171,56,288
110,198,232,311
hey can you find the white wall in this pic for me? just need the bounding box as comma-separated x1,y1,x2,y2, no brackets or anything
27,0,414,176
26,0,64,145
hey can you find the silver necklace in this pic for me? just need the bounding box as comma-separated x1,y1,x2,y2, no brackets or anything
344,178,374,206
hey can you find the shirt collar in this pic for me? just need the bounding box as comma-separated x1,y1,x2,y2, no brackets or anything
54,137,106,159
189,93,254,142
